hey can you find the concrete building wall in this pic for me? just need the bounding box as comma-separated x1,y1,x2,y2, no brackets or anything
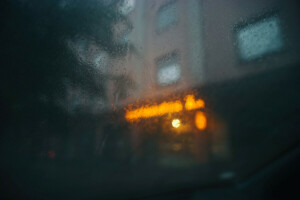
111,0,205,104
141,0,195,98
202,0,300,83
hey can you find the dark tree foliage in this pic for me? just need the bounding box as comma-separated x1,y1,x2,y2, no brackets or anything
0,0,127,151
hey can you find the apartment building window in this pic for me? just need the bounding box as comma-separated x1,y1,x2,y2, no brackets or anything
156,52,181,86
157,1,178,32
236,14,284,61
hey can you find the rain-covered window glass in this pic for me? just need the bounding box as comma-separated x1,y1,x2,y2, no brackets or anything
114,20,132,44
119,0,136,15
157,1,178,32
1,0,300,199
156,53,181,86
93,51,109,72
118,30,131,44
236,14,284,61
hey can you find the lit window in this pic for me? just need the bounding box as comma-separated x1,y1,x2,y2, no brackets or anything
236,15,284,61
157,53,181,86
157,1,178,32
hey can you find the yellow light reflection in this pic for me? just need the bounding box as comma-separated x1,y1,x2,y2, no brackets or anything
185,95,205,111
125,94,205,122
125,101,183,121
195,111,207,130
172,119,181,128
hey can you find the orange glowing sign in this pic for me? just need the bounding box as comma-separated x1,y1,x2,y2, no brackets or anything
185,95,205,111
195,111,207,130
125,94,205,121
125,101,183,121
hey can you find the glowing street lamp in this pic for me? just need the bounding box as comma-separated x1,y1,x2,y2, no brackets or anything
172,119,181,128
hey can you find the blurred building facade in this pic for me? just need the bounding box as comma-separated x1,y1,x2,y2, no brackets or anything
32,0,300,167
107,0,300,108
